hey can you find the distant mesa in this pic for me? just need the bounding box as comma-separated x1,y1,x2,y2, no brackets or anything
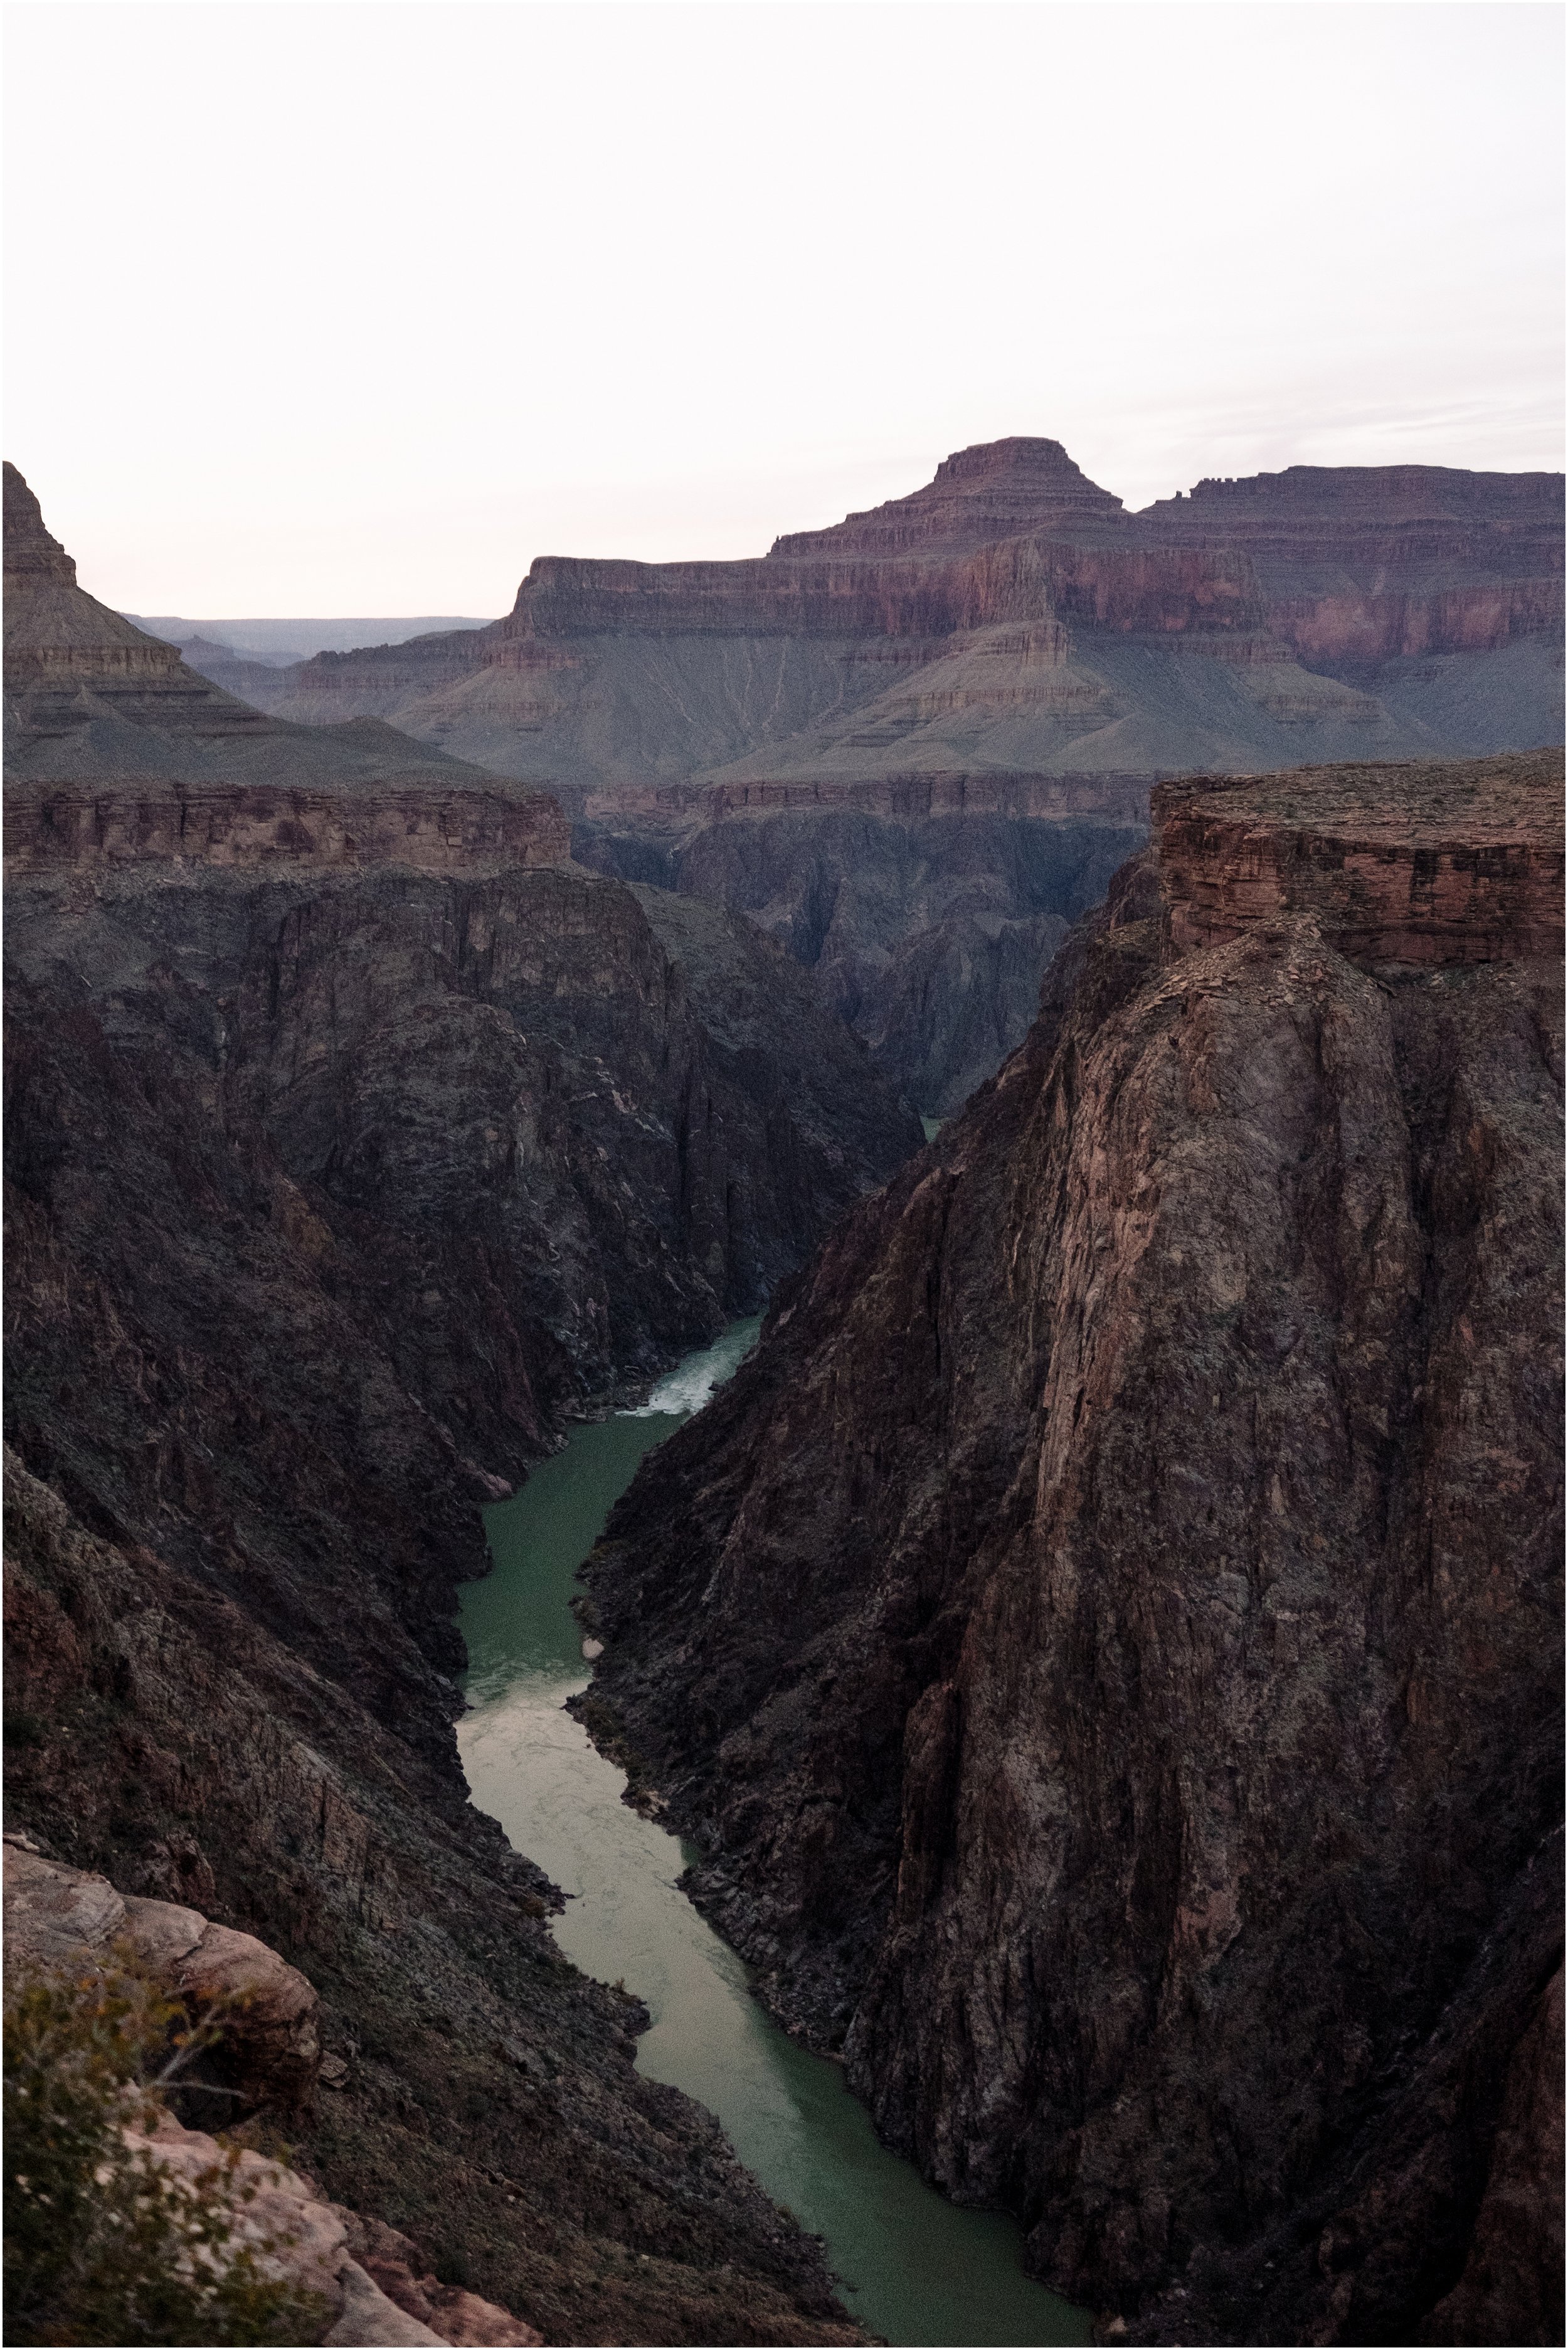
14,437,1559,1116
124,612,494,666
769,435,1128,558
194,432,1561,800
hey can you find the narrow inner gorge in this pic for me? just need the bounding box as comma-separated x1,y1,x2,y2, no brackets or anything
458,1321,1091,2349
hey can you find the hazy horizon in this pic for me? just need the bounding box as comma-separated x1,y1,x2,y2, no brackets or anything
6,1,1562,615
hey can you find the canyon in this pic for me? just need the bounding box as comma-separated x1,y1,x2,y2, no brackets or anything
8,441,1563,2348
583,746,1565,2346
4,464,921,2343
169,437,1563,1113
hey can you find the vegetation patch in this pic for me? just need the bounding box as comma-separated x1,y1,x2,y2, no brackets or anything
4,1959,332,2347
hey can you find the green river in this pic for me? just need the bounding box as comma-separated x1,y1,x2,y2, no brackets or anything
458,1321,1090,2349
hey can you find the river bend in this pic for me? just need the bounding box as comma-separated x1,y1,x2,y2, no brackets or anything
458,1322,1089,2349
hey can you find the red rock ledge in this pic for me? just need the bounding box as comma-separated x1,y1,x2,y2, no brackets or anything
1156,748,1564,966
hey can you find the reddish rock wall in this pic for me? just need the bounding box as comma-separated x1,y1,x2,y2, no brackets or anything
580,746,1565,2347
1157,751,1564,965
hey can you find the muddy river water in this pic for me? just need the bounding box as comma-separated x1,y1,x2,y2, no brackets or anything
458,1321,1089,2348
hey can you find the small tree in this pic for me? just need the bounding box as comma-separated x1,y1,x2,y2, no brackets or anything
4,1957,332,2347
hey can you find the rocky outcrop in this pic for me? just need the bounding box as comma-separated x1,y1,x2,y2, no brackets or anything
3,1837,543,2344
4,475,893,2342
4,1836,321,2115
1158,750,1565,965
125,2110,545,2346
119,2110,458,2347
582,747,1564,2344
6,776,568,875
335,2207,545,2346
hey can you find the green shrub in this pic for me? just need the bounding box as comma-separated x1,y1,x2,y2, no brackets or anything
4,1958,332,2346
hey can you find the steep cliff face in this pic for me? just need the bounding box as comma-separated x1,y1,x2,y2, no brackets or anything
3,474,914,2342
212,437,1560,1115
581,777,1145,1114
7,774,569,875
583,748,1564,2346
1158,752,1565,964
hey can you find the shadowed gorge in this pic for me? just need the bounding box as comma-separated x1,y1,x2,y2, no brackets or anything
3,466,926,2343
6,441,1564,2348
583,748,1565,2347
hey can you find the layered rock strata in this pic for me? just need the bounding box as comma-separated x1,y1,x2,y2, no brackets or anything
6,777,569,876
221,439,1564,789
582,747,1565,2345
1158,751,1564,964
4,472,899,2342
203,437,1561,1110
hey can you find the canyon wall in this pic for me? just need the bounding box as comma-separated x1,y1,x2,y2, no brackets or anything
3,469,916,2342
216,440,1563,791
6,777,569,875
582,747,1565,2346
580,781,1145,1114
194,438,1560,1112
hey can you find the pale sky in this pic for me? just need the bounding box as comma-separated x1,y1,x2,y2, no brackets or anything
4,0,1563,615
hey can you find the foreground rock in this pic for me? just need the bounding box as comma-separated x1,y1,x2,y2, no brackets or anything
4,1836,320,2115
4,469,879,2342
583,748,1564,2344
120,2110,545,2346
4,1838,541,2345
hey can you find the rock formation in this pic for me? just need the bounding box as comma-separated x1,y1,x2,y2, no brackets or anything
219,441,1565,789
198,437,1562,1111
3,1836,543,2345
4,468,898,2342
5,1834,321,2116
583,747,1565,2345
581,772,1148,1115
